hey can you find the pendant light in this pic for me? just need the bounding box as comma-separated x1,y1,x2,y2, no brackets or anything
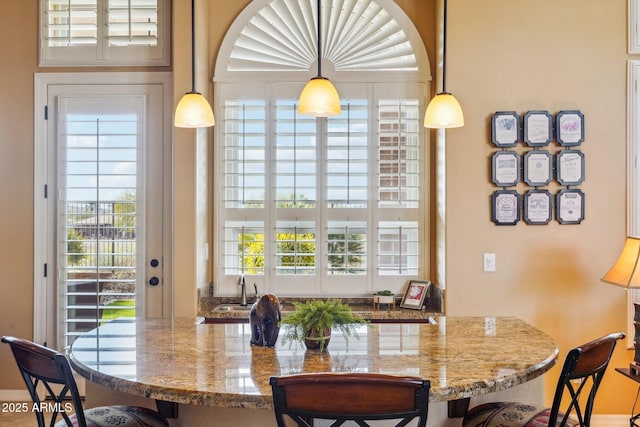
175,0,215,128
424,0,464,129
298,0,341,117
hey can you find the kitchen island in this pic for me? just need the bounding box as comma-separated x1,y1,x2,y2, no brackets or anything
69,316,558,426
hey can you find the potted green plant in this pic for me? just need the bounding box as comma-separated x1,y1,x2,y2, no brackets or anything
374,290,395,305
279,299,367,351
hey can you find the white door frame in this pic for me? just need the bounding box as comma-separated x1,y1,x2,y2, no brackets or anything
33,72,174,346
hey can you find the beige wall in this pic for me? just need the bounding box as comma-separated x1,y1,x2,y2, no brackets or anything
0,0,634,415
444,0,631,412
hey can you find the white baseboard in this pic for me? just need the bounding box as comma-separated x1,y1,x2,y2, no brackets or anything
591,414,630,427
0,390,31,401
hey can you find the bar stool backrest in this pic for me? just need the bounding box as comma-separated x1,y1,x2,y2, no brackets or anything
548,332,625,427
2,336,89,427
270,372,430,427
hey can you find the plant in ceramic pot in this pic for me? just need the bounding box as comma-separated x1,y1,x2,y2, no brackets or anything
279,299,367,351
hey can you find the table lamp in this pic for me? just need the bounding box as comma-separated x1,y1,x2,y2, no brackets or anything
601,236,640,374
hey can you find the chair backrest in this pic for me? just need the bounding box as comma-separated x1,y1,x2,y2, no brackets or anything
269,372,430,427
548,332,625,427
2,336,87,427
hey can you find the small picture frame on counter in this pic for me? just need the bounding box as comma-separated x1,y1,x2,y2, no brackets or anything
491,111,520,147
400,280,431,310
555,110,584,146
524,110,553,147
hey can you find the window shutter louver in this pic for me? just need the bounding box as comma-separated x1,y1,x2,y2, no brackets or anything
40,0,169,66
44,0,98,47
106,0,158,47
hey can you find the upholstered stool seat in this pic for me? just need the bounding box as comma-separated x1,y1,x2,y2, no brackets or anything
54,405,169,427
462,332,625,427
463,402,579,427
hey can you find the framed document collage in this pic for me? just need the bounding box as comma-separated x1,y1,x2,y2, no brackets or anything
490,110,585,226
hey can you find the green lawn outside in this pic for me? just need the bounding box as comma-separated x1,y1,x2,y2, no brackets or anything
101,300,136,324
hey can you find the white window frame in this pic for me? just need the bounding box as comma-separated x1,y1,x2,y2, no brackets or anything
627,60,640,348
39,0,170,67
214,81,428,297
212,0,432,298
33,72,174,346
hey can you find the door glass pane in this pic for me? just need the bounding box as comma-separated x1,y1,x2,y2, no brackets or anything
58,96,141,349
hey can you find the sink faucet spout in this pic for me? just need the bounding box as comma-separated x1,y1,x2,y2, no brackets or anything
239,275,247,306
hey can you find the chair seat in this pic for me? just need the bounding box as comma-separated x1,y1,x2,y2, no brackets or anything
463,402,579,427
54,405,169,427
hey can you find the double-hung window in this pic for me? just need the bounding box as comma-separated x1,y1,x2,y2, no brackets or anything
216,83,426,296
39,0,170,66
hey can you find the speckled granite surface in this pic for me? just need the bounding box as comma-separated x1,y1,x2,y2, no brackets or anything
205,303,437,322
69,317,558,410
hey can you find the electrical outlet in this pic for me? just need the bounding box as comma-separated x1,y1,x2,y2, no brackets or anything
483,253,496,272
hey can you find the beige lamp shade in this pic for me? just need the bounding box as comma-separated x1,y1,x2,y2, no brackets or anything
298,77,341,117
601,237,640,288
175,92,215,128
424,93,464,129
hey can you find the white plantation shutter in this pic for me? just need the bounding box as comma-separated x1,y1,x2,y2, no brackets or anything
226,0,418,72
40,0,169,66
106,0,159,46
275,101,317,208
43,0,98,47
215,0,429,296
217,83,425,295
327,101,369,208
58,96,142,349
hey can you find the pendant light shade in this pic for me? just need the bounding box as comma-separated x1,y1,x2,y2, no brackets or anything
298,77,341,117
424,92,464,128
298,0,341,117
175,0,214,128
175,92,215,128
424,0,463,129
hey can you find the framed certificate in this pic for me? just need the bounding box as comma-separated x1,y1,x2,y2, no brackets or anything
556,189,585,224
523,110,553,147
556,150,585,186
524,190,552,225
555,110,584,146
491,190,521,225
491,151,520,187
491,111,520,147
523,151,552,186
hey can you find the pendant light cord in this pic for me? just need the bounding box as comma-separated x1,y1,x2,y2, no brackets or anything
190,0,196,93
442,0,448,94
316,0,322,78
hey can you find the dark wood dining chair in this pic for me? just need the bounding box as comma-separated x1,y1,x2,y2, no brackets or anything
462,332,625,427
2,336,169,427
269,372,430,427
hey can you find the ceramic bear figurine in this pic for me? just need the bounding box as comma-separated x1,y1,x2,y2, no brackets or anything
249,293,281,347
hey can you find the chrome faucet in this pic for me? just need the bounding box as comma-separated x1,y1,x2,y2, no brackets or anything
239,275,247,306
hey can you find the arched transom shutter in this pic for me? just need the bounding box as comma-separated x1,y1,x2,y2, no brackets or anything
227,0,419,72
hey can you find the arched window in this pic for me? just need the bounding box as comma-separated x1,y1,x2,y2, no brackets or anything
214,0,431,296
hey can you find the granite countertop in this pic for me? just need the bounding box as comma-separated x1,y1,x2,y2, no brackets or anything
69,316,558,410
204,303,437,322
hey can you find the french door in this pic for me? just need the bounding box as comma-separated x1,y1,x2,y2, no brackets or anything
34,73,173,351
